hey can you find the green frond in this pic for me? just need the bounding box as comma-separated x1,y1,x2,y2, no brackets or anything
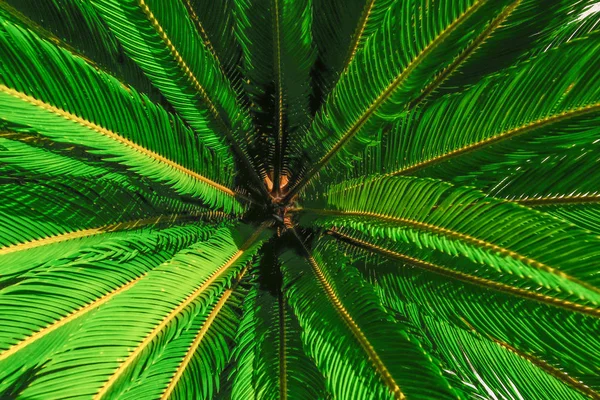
182,0,243,85
340,245,600,395
375,32,600,197
286,0,524,199
428,0,600,100
0,222,215,392
311,0,395,99
234,0,316,190
108,266,250,400
90,0,263,186
0,223,270,398
0,16,245,213
227,263,326,399
296,176,600,307
0,0,165,103
341,238,594,398
2,1,599,397
280,232,458,400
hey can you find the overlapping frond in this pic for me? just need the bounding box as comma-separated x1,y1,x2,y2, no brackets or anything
0,15,246,213
337,244,600,396
226,263,326,399
90,0,266,196
0,224,270,398
182,0,243,86
371,33,600,202
0,0,162,101
311,0,395,98
1,0,599,398
234,0,316,193
296,176,600,307
281,231,458,399
287,0,527,199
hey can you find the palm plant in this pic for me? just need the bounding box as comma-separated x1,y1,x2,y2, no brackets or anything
1,0,600,398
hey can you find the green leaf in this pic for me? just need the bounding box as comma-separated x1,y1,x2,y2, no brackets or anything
286,0,522,199
0,223,269,399
234,0,316,190
227,261,327,400
90,0,262,188
312,0,396,98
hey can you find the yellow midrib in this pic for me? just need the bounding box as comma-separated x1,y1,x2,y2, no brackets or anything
271,0,285,193
286,0,485,199
306,253,405,399
292,229,404,399
461,318,600,400
0,213,212,256
342,0,377,74
389,102,600,177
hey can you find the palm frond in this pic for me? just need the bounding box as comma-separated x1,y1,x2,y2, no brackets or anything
340,239,594,398
2,1,600,397
340,245,600,395
295,176,600,306
311,0,395,98
429,0,600,100
280,230,458,400
286,0,526,199
234,0,316,194
0,223,270,398
226,265,327,399
0,16,246,213
90,0,266,195
110,266,250,400
375,33,600,194
182,0,243,86
0,0,165,103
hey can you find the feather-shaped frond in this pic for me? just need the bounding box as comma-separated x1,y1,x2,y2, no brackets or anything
2,0,599,397
312,0,396,98
428,0,600,100
280,230,458,400
336,244,600,396
286,0,525,199
296,176,600,307
0,222,215,391
0,0,162,101
107,265,250,400
226,259,326,399
90,0,266,196
374,32,600,201
234,0,316,194
0,16,247,213
0,224,269,398
340,240,595,399
182,0,243,86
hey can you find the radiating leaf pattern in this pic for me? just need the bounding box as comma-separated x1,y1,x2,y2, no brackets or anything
0,0,599,399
